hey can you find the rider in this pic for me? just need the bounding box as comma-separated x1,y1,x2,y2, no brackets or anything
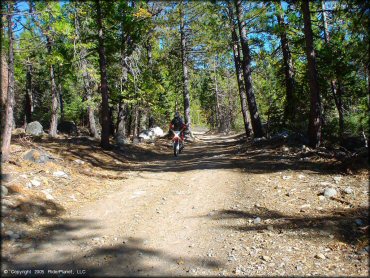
169,111,187,141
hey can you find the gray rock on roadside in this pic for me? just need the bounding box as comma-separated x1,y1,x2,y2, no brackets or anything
25,121,43,136
253,217,261,224
53,171,69,179
5,230,14,237
343,187,353,194
261,255,271,262
323,187,337,198
30,179,41,187
23,149,54,164
355,219,364,226
333,176,342,183
315,253,326,259
2,185,8,196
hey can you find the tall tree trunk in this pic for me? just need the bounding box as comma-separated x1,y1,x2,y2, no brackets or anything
75,10,99,139
321,0,344,141
1,54,8,133
25,62,33,124
213,57,221,130
276,1,295,124
127,104,133,137
1,3,15,162
116,100,127,138
146,29,153,67
96,0,110,148
133,106,139,138
302,1,322,147
58,64,64,121
227,0,252,137
179,2,191,130
46,32,59,137
234,0,264,138
86,92,98,138
116,12,129,141
109,106,115,136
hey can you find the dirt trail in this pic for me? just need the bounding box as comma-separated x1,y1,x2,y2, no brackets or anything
3,133,368,276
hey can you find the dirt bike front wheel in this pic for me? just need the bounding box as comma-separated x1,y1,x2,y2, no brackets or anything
174,141,179,156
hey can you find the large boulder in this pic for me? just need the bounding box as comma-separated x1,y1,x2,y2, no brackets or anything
25,121,43,136
139,126,164,141
150,126,164,137
23,149,54,164
57,121,78,135
139,130,154,141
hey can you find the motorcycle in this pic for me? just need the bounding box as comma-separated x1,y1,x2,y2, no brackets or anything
171,126,187,157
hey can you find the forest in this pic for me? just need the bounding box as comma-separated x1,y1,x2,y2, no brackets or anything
1,1,369,276
1,0,368,161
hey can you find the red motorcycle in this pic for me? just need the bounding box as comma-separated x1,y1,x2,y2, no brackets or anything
171,125,187,157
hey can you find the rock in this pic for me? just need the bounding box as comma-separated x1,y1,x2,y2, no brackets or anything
5,230,14,237
234,266,245,275
228,254,237,261
1,173,13,183
253,217,261,224
139,130,154,141
57,121,78,135
261,255,271,262
318,196,326,201
30,179,41,187
1,199,14,207
22,243,32,249
10,233,20,239
74,159,85,165
343,187,353,194
282,147,290,152
132,138,140,144
70,195,77,201
42,189,54,200
282,175,292,180
2,185,8,196
323,187,337,198
23,149,54,164
2,206,9,213
332,176,342,183
298,174,305,179
25,121,43,136
315,253,326,259
53,171,69,179
355,219,364,226
150,126,164,137
267,225,274,231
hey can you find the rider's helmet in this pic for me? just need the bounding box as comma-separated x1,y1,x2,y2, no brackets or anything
175,111,180,118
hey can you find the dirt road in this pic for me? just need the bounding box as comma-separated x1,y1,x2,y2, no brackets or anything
3,133,368,276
